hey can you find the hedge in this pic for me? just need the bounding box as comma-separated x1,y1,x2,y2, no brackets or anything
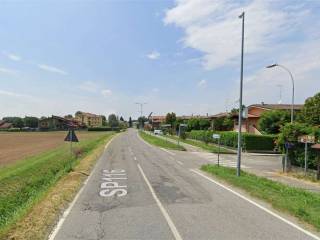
88,127,119,132
186,130,276,151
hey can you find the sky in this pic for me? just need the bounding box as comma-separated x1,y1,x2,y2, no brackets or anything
0,0,319,120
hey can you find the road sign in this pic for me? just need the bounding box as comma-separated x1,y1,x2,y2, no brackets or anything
242,107,248,119
212,134,220,139
298,135,315,144
64,129,79,142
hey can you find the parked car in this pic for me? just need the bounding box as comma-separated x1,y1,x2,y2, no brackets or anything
154,129,163,135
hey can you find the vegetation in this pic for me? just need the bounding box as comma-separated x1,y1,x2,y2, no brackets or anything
277,122,320,170
2,116,39,129
128,117,133,127
201,164,320,230
108,114,119,128
300,92,320,126
187,118,210,131
139,131,186,151
258,110,290,134
0,133,113,235
168,135,233,154
187,130,276,152
212,116,233,131
88,126,120,131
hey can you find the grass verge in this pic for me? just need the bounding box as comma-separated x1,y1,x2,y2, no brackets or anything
168,135,234,154
201,164,320,231
139,131,186,151
0,132,115,240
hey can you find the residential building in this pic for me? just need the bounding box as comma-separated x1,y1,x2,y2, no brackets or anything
75,112,103,127
39,115,82,130
0,120,13,129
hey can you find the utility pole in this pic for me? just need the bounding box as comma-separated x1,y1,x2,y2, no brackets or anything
135,102,147,129
237,11,245,177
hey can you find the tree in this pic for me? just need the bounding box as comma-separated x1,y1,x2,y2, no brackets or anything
165,112,176,126
120,116,124,122
258,110,290,134
108,114,119,128
3,117,24,128
212,116,233,131
128,117,133,128
24,116,39,128
187,118,200,131
199,119,210,130
137,116,147,129
300,92,320,126
64,114,73,119
101,115,107,126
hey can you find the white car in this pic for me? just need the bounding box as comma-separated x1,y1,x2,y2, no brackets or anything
154,129,163,135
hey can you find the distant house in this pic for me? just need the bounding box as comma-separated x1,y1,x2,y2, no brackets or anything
75,112,103,128
39,115,82,130
214,103,303,134
0,120,13,129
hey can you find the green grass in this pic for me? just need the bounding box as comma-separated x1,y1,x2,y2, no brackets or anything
168,135,234,154
0,132,114,234
201,164,320,230
139,131,186,151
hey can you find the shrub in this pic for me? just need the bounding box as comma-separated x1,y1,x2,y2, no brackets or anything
88,127,119,132
187,130,276,151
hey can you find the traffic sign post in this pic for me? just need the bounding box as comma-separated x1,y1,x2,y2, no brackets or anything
298,135,315,175
64,129,79,156
213,134,221,166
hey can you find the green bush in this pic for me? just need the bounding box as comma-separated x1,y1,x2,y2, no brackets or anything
88,127,119,132
187,130,276,151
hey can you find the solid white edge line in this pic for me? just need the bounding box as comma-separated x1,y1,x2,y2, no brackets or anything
137,163,183,240
190,169,320,240
160,147,176,156
48,135,116,240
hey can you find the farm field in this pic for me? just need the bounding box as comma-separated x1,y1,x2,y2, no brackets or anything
0,131,106,167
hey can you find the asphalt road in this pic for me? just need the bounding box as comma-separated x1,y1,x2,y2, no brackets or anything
51,129,320,240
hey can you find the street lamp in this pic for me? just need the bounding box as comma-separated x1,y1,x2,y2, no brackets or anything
236,11,245,177
266,64,295,123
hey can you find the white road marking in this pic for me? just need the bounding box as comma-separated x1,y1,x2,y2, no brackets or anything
190,169,320,240
134,156,137,161
160,147,176,156
137,164,183,240
177,160,183,165
48,135,116,240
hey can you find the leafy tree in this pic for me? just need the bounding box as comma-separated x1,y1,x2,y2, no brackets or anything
187,118,200,131
64,114,73,119
300,92,320,126
129,117,132,127
199,119,210,130
108,114,119,128
137,116,147,129
212,116,234,131
101,115,107,126
165,112,176,126
128,117,133,128
24,116,39,128
222,117,234,130
120,116,124,121
3,117,24,128
258,110,290,134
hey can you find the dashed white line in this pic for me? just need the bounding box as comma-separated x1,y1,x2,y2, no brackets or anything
134,156,137,161
177,160,183,165
190,169,320,240
137,164,183,240
160,147,176,156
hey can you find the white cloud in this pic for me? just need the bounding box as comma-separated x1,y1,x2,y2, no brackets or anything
197,79,207,87
0,67,17,75
164,0,305,69
38,64,68,75
3,52,22,61
78,81,98,92
0,89,32,98
147,50,160,60
101,89,112,97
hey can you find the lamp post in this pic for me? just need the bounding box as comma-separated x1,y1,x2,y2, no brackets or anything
236,11,245,177
266,64,295,123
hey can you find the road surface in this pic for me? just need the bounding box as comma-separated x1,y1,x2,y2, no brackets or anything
51,129,319,240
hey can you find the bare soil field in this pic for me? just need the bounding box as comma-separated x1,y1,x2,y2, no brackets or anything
0,131,106,166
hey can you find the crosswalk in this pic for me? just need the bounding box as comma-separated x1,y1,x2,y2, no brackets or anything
191,152,251,169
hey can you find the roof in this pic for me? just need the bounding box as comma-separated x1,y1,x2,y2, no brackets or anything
0,122,12,129
76,112,102,117
248,104,303,111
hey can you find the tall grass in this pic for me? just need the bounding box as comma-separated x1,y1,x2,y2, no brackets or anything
0,133,111,233
139,131,186,151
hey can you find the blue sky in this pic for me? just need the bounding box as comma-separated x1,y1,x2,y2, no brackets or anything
0,0,319,120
